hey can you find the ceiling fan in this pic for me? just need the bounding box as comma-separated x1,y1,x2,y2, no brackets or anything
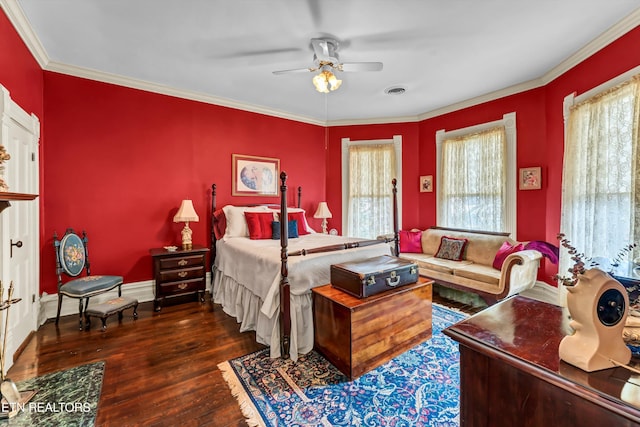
272,37,383,93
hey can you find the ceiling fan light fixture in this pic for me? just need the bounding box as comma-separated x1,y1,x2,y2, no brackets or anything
313,69,342,93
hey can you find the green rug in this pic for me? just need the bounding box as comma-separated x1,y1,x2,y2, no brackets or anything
0,361,104,426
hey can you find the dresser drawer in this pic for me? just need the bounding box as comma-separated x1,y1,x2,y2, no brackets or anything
157,278,204,296
158,265,204,283
158,254,205,270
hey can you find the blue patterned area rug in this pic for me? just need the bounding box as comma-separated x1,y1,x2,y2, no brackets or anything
0,361,104,426
218,304,467,427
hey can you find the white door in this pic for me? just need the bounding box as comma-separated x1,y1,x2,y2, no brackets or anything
0,86,40,375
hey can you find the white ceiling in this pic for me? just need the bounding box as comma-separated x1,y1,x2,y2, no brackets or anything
8,0,640,124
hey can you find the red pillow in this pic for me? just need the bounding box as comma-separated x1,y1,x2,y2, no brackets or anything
492,241,524,270
399,230,423,253
244,212,275,240
213,209,226,240
287,211,310,235
434,236,468,261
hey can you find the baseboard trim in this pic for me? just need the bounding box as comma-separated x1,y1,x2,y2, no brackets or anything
40,273,212,325
520,281,559,306
39,279,155,325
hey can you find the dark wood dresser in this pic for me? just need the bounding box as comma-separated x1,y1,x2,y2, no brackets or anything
313,278,432,379
443,295,640,426
150,245,209,311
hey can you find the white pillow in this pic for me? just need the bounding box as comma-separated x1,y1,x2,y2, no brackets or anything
222,205,270,240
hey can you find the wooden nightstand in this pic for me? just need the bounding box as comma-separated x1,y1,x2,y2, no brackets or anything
150,245,209,312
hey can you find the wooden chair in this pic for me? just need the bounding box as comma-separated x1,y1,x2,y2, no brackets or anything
53,228,123,330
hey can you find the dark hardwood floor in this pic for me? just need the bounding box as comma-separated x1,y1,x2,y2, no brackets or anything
7,292,481,427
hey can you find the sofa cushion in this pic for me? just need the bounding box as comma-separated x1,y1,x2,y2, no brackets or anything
453,263,501,285
465,234,514,266
401,253,473,274
435,236,468,261
421,228,513,265
399,229,423,253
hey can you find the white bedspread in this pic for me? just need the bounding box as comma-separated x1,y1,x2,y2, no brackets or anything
212,234,392,360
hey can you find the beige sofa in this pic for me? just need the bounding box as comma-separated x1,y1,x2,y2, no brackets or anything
399,227,542,305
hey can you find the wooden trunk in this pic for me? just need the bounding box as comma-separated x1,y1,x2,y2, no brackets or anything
312,278,432,379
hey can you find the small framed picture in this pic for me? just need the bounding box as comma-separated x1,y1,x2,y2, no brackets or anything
420,175,433,193
232,154,280,196
519,167,541,190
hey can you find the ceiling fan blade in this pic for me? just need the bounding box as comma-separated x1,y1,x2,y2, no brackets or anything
273,67,314,75
340,62,383,72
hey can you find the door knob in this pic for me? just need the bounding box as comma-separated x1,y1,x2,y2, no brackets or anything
10,240,22,258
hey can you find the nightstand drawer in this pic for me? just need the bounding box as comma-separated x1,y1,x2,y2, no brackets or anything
158,254,204,270
158,265,204,282
158,278,203,295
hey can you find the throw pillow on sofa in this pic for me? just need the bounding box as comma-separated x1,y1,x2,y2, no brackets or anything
434,236,468,261
399,229,423,253
492,241,524,269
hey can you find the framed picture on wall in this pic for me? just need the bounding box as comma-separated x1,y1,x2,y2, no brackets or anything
232,154,280,196
420,175,433,193
519,167,541,190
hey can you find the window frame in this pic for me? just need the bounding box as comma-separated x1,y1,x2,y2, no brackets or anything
341,135,403,235
436,112,517,237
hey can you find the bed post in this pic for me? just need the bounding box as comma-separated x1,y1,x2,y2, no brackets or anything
297,186,302,208
211,183,217,279
392,178,400,256
279,172,291,359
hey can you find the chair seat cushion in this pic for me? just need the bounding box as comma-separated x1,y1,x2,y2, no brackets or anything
85,297,138,317
60,275,123,298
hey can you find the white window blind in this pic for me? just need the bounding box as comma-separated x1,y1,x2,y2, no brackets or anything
341,136,402,239
436,112,516,236
561,74,640,272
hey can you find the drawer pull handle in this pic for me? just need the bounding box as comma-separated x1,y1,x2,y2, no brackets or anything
178,259,188,266
178,271,188,278
178,283,188,290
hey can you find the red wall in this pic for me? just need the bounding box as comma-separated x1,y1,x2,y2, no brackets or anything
40,74,326,293
0,11,43,120
324,27,640,286
3,6,640,293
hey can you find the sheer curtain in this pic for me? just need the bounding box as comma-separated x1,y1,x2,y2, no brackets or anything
560,75,640,276
347,143,397,238
438,126,507,232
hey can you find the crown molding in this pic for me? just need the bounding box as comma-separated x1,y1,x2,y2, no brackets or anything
45,61,325,126
0,0,48,68
327,114,420,127
416,77,546,121
540,6,640,85
3,0,640,127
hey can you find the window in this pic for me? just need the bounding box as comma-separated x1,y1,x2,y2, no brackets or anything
561,71,640,273
436,112,517,236
341,135,402,238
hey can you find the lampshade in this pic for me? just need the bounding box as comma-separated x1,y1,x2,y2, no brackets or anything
173,200,199,223
312,67,342,93
314,202,332,219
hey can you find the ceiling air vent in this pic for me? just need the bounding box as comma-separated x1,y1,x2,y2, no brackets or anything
385,86,406,95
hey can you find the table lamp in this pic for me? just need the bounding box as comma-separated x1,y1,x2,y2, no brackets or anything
314,202,332,234
173,200,199,250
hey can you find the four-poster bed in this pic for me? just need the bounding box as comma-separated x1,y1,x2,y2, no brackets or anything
210,172,399,360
